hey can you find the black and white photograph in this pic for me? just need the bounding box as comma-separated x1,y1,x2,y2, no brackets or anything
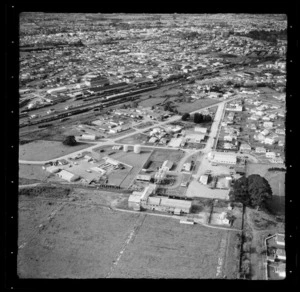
4,3,298,286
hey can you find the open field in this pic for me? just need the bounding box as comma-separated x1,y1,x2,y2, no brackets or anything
105,215,235,278
264,170,285,215
115,133,149,145
19,164,51,182
246,163,285,215
186,180,230,200
17,188,239,279
176,98,219,113
19,140,92,161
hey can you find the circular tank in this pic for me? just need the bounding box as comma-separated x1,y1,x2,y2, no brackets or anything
123,144,129,152
134,144,141,154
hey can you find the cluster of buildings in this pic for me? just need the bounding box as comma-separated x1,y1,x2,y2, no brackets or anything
42,151,130,184
266,233,286,279
128,183,192,215
217,91,285,164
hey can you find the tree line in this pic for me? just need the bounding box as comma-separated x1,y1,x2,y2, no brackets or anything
181,112,212,124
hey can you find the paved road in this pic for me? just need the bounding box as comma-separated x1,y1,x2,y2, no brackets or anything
19,96,241,165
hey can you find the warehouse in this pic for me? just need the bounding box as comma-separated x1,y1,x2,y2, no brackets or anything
136,174,152,182
161,160,173,171
185,133,205,143
57,170,80,182
212,152,237,165
141,197,192,215
82,134,96,140
168,137,183,148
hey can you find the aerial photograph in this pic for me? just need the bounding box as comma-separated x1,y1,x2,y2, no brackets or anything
18,13,286,279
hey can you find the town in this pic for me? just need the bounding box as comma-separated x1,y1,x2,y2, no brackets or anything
18,13,286,280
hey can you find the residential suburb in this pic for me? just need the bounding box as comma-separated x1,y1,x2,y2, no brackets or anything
18,13,286,279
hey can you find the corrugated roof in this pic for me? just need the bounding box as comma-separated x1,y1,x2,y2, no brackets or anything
160,198,192,209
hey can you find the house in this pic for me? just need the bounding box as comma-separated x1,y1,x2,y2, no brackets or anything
266,151,276,158
200,175,209,185
240,143,251,152
194,127,208,134
185,133,205,143
224,135,233,142
255,147,266,153
264,137,275,145
261,129,270,136
149,137,159,144
275,234,285,246
275,128,285,135
168,138,183,148
182,162,192,172
136,174,152,182
263,121,273,129
271,157,284,164
274,263,286,278
276,248,286,261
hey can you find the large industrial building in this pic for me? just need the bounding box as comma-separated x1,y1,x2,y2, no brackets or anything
211,152,237,165
128,183,192,215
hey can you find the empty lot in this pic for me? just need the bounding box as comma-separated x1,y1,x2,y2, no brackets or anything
19,140,92,161
18,187,238,279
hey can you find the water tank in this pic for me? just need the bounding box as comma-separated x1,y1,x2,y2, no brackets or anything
134,144,141,154
123,144,129,152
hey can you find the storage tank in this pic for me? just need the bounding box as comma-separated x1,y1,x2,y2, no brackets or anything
123,144,129,152
134,144,141,154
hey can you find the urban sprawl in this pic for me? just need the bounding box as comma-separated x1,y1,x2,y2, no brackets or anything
18,13,286,280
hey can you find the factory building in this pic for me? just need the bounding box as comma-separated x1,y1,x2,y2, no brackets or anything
128,183,192,215
57,170,80,182
211,152,237,165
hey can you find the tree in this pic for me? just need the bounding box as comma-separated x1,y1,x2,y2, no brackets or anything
63,135,77,146
229,174,272,209
229,176,250,206
247,174,272,210
181,113,190,121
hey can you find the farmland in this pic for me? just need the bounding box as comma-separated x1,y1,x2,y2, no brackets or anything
19,140,92,161
18,187,239,278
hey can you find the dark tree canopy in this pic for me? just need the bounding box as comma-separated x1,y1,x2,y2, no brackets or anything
181,113,190,121
229,174,272,209
63,135,77,146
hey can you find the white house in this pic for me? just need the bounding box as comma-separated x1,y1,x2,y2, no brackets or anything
266,151,276,158
275,234,285,246
264,137,275,145
263,121,273,128
255,147,266,153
